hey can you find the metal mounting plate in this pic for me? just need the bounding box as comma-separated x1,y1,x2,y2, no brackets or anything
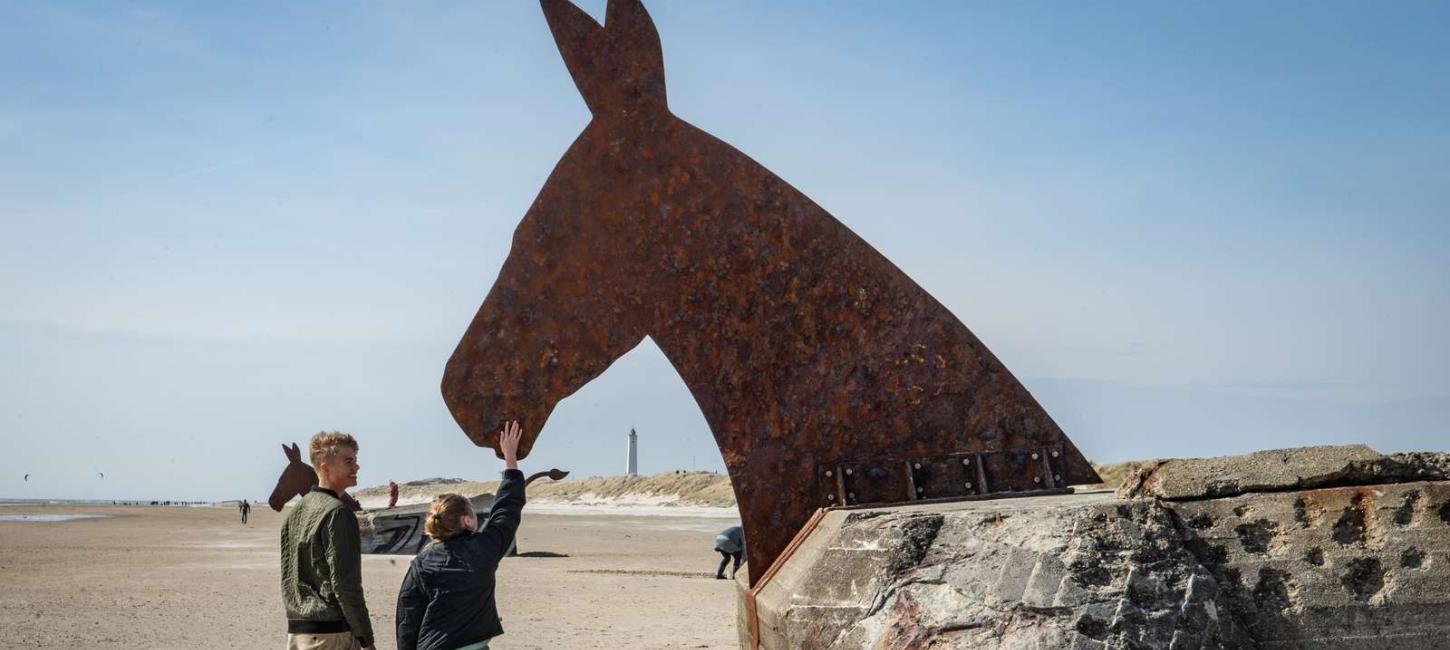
819,446,1067,507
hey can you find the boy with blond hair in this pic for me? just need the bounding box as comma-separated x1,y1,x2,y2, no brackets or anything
280,431,375,650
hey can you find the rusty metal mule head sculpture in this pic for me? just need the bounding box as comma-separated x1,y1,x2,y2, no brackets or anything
269,442,365,512
442,0,667,461
442,0,1101,585
269,442,317,512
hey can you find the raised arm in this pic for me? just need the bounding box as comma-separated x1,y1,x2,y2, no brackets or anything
478,420,527,559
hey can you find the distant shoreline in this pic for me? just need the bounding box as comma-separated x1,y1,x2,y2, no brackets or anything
0,499,219,507
0,513,109,522
1,461,1133,510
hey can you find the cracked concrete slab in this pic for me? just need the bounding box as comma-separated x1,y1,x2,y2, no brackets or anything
1117,445,1450,501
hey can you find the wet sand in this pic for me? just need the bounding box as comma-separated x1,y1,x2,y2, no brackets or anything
0,503,742,649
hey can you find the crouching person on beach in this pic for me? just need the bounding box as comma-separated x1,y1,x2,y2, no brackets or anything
280,431,375,650
714,525,745,580
396,420,527,650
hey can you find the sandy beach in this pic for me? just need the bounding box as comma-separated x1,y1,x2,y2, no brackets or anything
0,502,742,649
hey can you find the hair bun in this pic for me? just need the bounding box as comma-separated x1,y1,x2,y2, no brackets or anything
424,493,474,542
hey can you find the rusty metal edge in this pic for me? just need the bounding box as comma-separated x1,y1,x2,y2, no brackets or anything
745,506,830,650
743,580,758,650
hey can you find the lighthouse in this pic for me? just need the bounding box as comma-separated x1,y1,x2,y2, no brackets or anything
627,428,638,476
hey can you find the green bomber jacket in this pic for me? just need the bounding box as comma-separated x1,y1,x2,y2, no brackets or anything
279,488,374,646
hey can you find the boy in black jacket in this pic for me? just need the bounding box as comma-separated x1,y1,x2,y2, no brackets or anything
396,421,526,650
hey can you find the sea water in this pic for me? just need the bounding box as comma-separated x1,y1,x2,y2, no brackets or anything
0,498,120,506
0,513,107,522
0,498,215,507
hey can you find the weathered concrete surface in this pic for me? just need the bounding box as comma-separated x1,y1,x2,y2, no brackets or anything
1167,482,1450,648
1119,445,1450,500
743,447,1450,649
745,492,1254,649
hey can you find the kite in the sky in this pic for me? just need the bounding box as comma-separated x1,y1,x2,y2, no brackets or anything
97,472,105,479
23,474,29,481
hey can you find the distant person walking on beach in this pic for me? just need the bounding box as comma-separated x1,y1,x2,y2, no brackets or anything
714,525,745,580
395,421,527,650
240,499,251,524
280,431,376,650
387,481,399,509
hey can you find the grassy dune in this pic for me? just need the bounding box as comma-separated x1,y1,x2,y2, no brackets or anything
1090,460,1157,492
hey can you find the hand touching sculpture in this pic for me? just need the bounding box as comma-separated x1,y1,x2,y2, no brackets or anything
499,420,522,472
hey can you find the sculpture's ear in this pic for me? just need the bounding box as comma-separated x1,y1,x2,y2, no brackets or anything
541,0,667,118
605,0,663,68
541,0,608,115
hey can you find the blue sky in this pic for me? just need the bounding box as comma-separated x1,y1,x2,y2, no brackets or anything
2,1,1446,501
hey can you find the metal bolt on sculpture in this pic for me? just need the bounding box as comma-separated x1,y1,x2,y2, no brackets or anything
442,0,1101,586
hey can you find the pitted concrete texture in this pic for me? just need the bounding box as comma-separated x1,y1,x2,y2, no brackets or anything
742,453,1450,649
1118,445,1450,501
1166,481,1450,648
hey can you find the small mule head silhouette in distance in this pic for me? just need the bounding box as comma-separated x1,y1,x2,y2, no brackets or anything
441,0,1100,585
269,443,317,512
268,442,363,512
